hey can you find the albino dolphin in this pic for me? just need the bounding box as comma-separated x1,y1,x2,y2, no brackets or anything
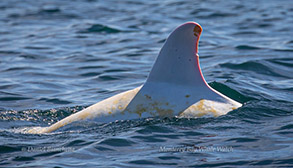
27,22,242,134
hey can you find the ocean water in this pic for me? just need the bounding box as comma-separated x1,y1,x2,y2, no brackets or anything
0,0,292,167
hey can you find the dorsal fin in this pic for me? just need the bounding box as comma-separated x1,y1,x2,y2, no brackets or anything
147,22,204,86
125,22,241,117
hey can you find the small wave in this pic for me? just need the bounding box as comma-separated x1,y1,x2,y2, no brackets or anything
232,31,259,35
77,65,106,70
286,40,293,44
235,45,260,50
0,145,20,154
278,124,293,131
268,58,293,68
9,8,79,20
230,100,293,122
19,54,42,60
195,11,237,18
39,7,61,14
206,12,237,18
3,66,41,72
24,46,51,50
79,24,122,34
79,72,102,77
0,50,21,55
39,98,72,105
104,68,132,73
0,96,31,101
219,60,290,78
256,23,272,28
97,75,122,81
274,48,293,52
226,137,259,142
98,138,136,147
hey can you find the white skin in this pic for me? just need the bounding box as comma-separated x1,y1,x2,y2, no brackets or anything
26,22,242,134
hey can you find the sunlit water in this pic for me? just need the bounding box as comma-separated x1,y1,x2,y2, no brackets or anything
0,0,292,167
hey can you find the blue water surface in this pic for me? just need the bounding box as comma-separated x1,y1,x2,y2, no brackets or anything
0,0,292,167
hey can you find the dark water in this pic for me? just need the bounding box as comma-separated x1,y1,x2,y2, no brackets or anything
0,0,292,167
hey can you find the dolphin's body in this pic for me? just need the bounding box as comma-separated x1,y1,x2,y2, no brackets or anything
28,22,242,134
